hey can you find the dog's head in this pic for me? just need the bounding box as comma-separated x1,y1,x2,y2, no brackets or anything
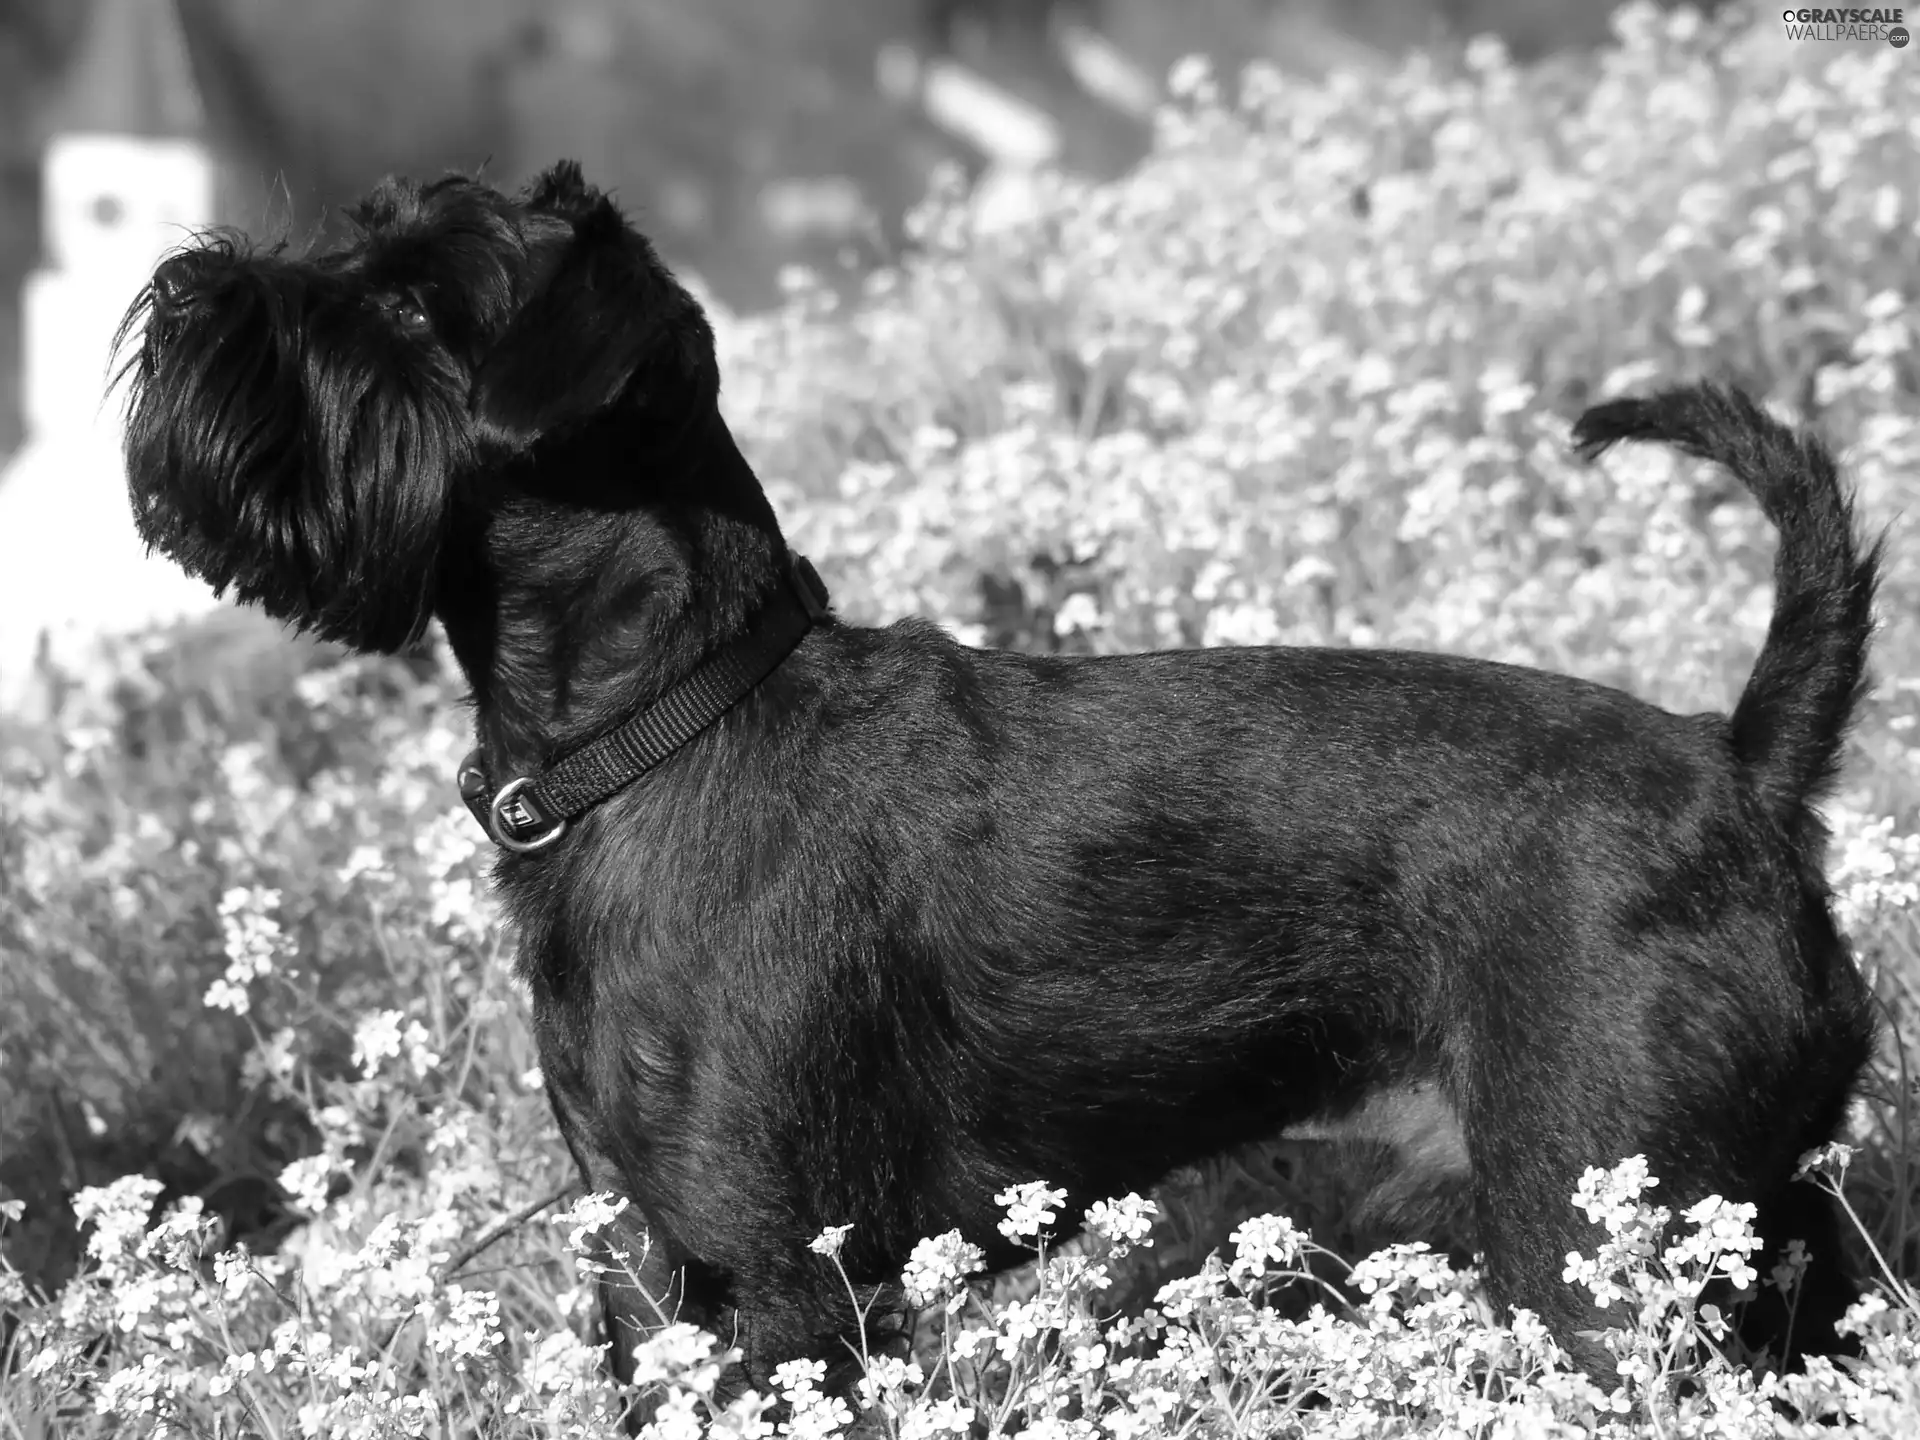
118,161,721,652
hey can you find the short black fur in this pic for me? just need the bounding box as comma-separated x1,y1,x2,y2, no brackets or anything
120,161,1883,1402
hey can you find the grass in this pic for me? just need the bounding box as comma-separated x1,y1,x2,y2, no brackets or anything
4,3,1920,1434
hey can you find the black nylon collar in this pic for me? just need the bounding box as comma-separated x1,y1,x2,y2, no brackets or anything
457,551,830,852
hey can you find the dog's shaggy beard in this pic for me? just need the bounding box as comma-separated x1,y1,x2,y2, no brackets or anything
119,261,471,652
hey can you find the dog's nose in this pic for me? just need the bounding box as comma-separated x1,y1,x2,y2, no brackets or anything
151,253,213,318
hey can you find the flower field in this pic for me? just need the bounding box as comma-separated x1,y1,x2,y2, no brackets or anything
4,3,1920,1434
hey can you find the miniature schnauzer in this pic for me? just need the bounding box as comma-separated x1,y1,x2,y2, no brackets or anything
119,161,1880,1396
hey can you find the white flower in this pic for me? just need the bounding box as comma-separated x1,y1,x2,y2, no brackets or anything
1572,1156,1659,1232
425,1287,504,1362
900,1396,975,1439
203,977,250,1015
949,1326,997,1362
241,1028,299,1089
208,886,286,1012
1795,1142,1854,1183
771,1356,853,1440
72,1175,163,1270
709,1389,778,1440
1084,1193,1158,1256
994,1181,1068,1242
770,1357,828,1397
901,1230,986,1306
1228,1212,1303,1284
277,1154,340,1218
338,843,392,885
809,1224,853,1258
629,1322,732,1395
641,1389,707,1440
351,1009,441,1079
855,1355,924,1409
550,1191,631,1253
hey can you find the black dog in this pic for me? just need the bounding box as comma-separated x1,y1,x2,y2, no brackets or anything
119,162,1880,1393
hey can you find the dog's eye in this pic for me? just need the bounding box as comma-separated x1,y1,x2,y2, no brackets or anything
386,295,433,332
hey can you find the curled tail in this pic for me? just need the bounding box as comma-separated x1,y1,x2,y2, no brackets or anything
1571,383,1882,835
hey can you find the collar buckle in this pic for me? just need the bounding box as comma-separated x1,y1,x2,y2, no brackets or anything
488,776,569,853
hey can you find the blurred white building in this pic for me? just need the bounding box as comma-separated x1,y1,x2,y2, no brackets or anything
0,0,226,703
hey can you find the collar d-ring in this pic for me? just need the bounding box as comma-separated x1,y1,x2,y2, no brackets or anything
488,776,569,852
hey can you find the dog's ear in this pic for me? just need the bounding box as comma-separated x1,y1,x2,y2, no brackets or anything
474,170,717,445
522,160,600,219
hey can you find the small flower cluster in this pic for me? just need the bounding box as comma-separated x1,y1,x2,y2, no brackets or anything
207,883,288,1014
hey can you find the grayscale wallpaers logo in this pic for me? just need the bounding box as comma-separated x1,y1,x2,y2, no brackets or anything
1782,7,1910,42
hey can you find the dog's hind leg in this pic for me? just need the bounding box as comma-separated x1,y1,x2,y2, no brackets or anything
1454,1048,1626,1375
1458,914,1870,1378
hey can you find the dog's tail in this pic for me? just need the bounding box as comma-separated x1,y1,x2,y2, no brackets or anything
1572,383,1881,834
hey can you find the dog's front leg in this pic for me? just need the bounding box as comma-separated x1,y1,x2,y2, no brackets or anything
591,1204,747,1433
588,1203,710,1385
543,1081,732,1417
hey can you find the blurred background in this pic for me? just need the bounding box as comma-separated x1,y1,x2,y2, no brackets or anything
0,0,1694,468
